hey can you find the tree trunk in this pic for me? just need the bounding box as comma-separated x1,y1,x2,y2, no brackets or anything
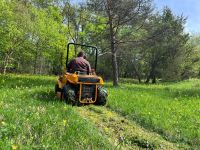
152,75,156,84
39,57,44,74
3,51,13,74
111,51,119,86
107,1,118,86
138,76,141,83
135,70,141,83
3,59,8,74
146,63,156,84
34,51,38,74
133,64,141,83
110,31,118,86
145,75,151,83
151,64,156,84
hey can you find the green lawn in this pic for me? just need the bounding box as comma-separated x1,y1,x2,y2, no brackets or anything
107,79,200,148
0,74,112,149
0,74,199,149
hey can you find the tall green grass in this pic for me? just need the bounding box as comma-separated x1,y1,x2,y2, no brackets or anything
0,74,112,149
107,79,200,148
1,74,199,149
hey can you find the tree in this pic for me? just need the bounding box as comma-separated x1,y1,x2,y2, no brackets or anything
182,35,200,79
0,0,67,74
0,1,29,74
87,0,152,86
29,6,67,74
143,8,189,83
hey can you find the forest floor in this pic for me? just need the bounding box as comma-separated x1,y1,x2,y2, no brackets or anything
0,74,199,149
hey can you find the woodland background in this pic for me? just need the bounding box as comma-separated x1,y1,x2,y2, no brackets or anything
1,0,200,86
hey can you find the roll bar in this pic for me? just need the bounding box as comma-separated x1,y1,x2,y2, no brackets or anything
66,43,98,71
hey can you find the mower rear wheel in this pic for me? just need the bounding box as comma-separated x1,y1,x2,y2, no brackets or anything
63,85,77,106
96,86,108,106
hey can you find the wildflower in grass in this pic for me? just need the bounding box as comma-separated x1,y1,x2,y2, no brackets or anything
12,144,17,150
1,121,6,126
63,119,67,126
107,112,113,117
104,127,109,133
64,106,67,110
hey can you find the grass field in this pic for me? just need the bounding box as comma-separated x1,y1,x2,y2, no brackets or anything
0,75,112,149
107,79,200,148
0,74,199,149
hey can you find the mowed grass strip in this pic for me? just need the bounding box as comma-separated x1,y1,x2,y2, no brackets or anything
77,105,179,149
0,74,113,149
107,79,200,148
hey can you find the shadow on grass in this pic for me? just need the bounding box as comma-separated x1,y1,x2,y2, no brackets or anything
105,82,200,100
171,88,200,99
119,78,141,84
30,90,63,103
0,75,55,89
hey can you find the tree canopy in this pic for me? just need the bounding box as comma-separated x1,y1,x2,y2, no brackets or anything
0,0,199,85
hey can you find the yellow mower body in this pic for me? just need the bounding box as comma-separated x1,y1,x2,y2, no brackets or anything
56,72,104,104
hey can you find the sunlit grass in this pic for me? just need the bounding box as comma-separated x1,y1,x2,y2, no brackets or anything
107,79,200,148
1,74,199,149
0,74,112,149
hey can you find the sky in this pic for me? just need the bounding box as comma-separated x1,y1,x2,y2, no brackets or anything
72,0,200,34
154,0,200,34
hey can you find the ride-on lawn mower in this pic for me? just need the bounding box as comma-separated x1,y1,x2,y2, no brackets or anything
55,43,108,106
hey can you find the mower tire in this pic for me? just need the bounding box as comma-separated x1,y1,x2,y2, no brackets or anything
63,85,77,105
96,86,108,106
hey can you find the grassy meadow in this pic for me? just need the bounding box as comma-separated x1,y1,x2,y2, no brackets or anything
0,75,112,149
0,74,200,149
107,79,200,148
